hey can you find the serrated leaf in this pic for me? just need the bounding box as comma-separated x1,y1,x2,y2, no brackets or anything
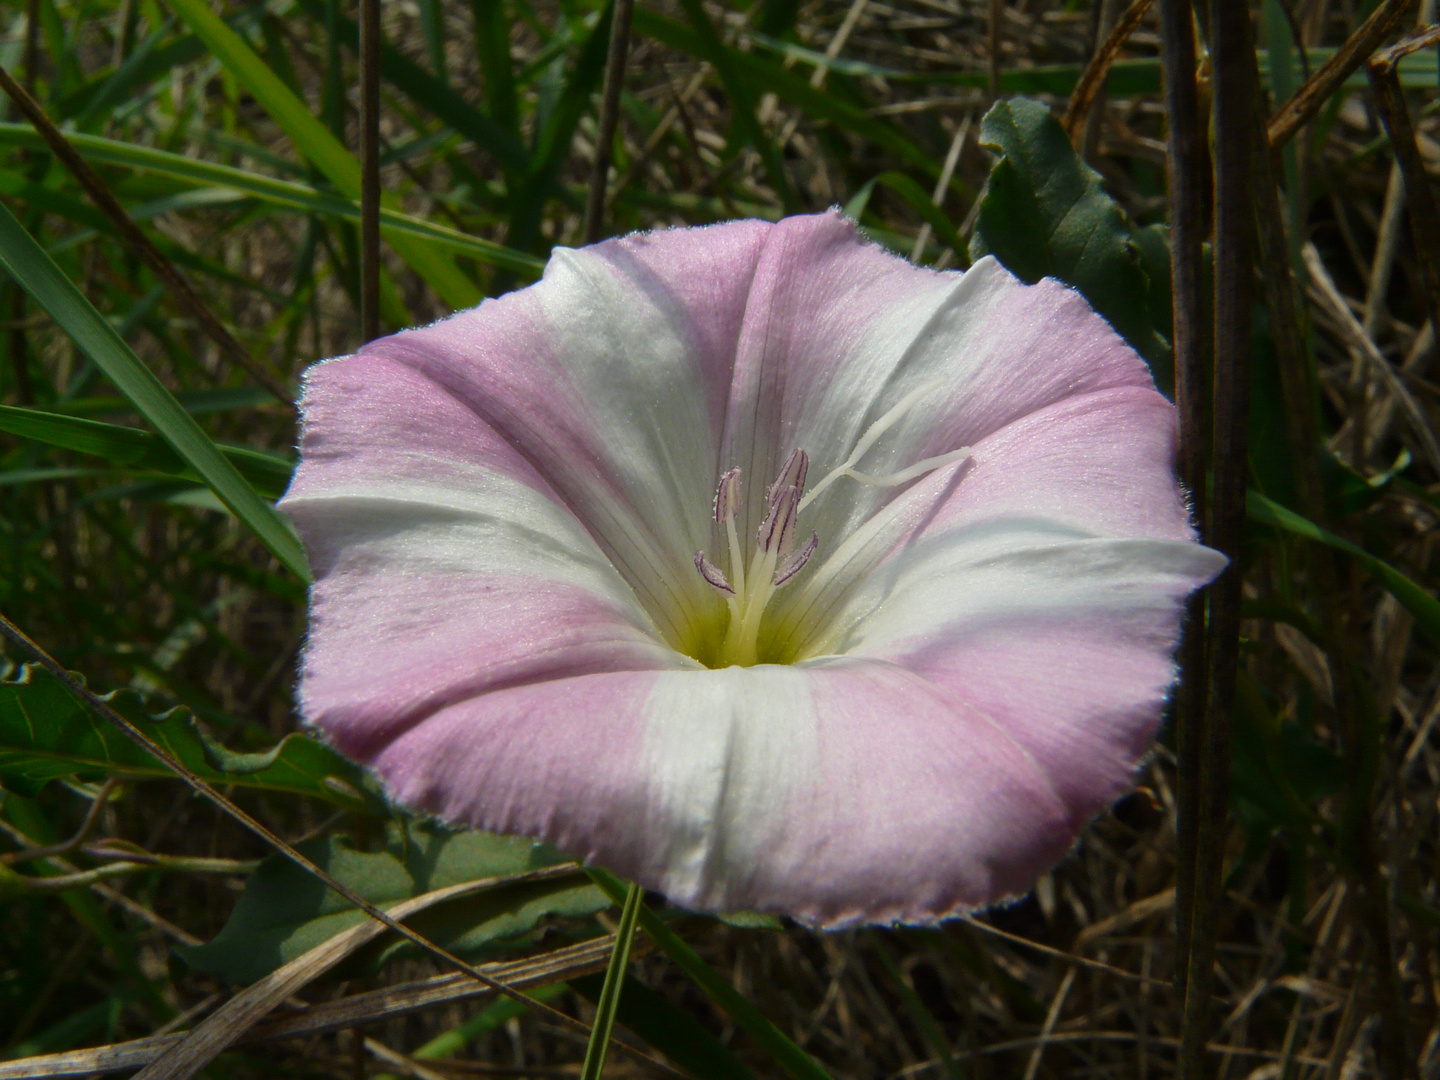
969,97,1171,379
0,661,379,812
178,822,604,985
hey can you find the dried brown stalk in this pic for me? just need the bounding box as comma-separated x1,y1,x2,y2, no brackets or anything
1061,0,1155,145
1267,0,1416,148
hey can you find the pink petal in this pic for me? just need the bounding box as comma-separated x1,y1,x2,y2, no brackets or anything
282,352,686,759
366,659,1076,927
357,220,771,631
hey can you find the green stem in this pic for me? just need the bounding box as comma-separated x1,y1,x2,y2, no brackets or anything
580,879,644,1080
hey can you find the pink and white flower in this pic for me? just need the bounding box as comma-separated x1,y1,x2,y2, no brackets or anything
281,211,1224,928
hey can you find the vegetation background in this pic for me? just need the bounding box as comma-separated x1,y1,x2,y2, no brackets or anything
0,0,1436,1076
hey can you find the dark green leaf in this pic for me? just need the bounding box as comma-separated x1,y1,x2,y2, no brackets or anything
179,822,604,984
969,97,1171,377
0,661,379,811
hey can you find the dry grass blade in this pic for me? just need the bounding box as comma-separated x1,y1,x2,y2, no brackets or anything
133,868,578,1080
0,933,642,1079
1160,0,1211,1015
1303,240,1440,472
1180,1,1256,1075
1073,888,1175,950
1267,0,1415,148
1061,0,1154,144
1367,27,1440,341
1020,966,1075,1080
0,62,294,408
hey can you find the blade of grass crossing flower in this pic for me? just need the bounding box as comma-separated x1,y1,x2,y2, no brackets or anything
580,880,644,1080
164,0,481,310
586,868,833,1080
0,200,309,580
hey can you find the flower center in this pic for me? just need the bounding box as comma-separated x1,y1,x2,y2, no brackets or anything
694,449,818,668
690,379,976,668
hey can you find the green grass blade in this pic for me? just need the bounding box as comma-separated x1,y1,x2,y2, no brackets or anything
570,973,759,1080
165,0,482,310
502,2,613,256
0,200,309,579
673,0,794,211
579,880,644,1080
0,404,294,499
587,867,833,1080
473,0,522,143
1247,490,1440,642
866,171,969,260
292,0,529,181
0,124,544,276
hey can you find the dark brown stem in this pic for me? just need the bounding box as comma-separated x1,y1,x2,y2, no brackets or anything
1367,33,1440,344
0,62,294,409
1250,41,1413,1078
359,0,381,342
1178,2,1255,1076
1267,0,1414,148
1159,0,1209,1012
1063,0,1155,145
583,0,635,245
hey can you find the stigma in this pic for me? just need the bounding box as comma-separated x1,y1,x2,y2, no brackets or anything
694,450,818,668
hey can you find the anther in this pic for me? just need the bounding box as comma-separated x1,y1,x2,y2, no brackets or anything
694,551,735,595
713,467,741,524
772,532,818,586
758,483,799,557
767,449,809,508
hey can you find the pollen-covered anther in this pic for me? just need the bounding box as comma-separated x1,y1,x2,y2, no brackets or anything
694,551,735,595
766,448,808,508
773,532,818,587
713,467,742,524
758,483,800,557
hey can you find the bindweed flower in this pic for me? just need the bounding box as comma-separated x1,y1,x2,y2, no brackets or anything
281,211,1225,928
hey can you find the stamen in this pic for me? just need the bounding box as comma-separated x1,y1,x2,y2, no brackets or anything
694,551,735,595
713,467,741,523
767,449,809,508
772,532,818,586
697,449,822,666
758,484,800,557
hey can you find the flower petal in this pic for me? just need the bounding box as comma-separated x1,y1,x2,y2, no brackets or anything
718,212,1158,550
282,353,688,759
365,658,1077,927
357,219,772,642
